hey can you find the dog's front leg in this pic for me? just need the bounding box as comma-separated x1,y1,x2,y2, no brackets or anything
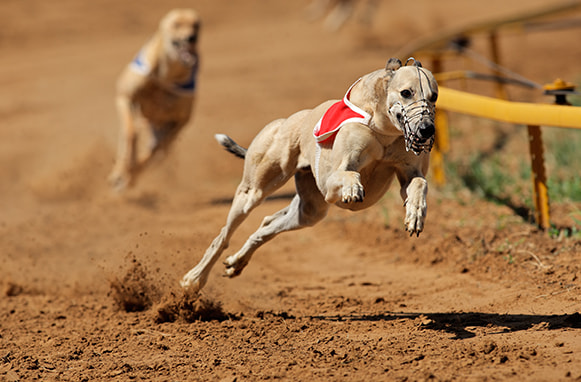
399,174,428,236
322,129,377,204
109,95,137,191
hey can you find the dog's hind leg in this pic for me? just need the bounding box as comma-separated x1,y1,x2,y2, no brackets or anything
181,153,297,292
223,168,329,277
180,185,266,292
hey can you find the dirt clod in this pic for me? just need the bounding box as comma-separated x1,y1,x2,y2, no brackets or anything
155,292,230,323
109,258,159,312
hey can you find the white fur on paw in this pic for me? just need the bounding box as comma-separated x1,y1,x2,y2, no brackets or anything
341,178,365,203
404,197,426,236
181,268,205,292
223,255,247,278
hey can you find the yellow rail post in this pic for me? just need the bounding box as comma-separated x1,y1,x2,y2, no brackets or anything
527,125,551,229
488,31,508,100
432,109,449,186
430,54,450,186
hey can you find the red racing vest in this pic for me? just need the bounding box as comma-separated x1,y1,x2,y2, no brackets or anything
313,78,371,144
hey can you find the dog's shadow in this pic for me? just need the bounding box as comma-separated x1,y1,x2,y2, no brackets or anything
308,311,581,339
210,192,296,205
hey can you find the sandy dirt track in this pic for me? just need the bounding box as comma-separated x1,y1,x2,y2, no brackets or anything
1,1,581,381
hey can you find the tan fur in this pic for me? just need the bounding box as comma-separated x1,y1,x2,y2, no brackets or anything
109,9,201,191
181,59,438,293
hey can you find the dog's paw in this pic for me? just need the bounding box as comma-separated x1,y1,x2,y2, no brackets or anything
108,170,131,192
223,254,249,278
180,269,206,293
404,197,427,236
403,177,428,236
341,181,365,203
324,171,365,204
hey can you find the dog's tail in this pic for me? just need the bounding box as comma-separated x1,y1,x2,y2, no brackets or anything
214,133,247,159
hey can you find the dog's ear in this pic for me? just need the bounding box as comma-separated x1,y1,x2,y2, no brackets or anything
379,58,402,95
404,57,423,68
385,58,402,72
409,59,423,68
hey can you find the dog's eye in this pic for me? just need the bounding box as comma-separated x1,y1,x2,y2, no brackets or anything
400,89,412,99
430,93,438,102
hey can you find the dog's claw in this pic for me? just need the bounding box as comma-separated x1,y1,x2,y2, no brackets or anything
223,262,235,277
223,267,242,278
406,229,421,237
341,183,365,203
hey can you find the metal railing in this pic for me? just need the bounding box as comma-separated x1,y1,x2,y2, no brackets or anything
434,87,581,229
393,1,581,229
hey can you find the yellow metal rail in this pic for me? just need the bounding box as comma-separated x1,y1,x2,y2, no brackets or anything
394,1,581,229
435,87,581,229
438,87,581,128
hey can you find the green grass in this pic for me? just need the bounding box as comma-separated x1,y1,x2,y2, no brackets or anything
442,121,581,229
544,127,581,201
443,151,533,221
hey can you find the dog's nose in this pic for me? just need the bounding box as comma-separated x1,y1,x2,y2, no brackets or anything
418,121,435,139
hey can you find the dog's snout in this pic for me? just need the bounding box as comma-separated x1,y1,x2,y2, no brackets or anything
418,121,435,139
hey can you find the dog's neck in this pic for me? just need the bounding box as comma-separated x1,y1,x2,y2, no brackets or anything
348,70,401,138
157,51,198,85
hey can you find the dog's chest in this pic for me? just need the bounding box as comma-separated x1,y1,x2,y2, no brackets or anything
136,83,194,123
379,136,412,162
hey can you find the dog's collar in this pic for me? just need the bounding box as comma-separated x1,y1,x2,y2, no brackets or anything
162,64,198,94
129,50,198,95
